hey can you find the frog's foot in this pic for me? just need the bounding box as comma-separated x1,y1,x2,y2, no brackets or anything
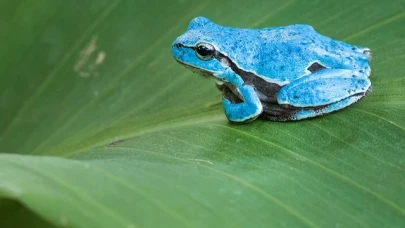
263,69,371,121
222,84,263,123
261,94,365,121
363,49,372,62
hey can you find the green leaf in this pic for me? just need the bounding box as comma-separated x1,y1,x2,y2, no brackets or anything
1,0,405,227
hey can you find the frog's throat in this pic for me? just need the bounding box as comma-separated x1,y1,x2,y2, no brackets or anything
175,59,216,78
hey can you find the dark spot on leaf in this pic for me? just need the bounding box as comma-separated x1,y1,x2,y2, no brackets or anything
109,139,126,146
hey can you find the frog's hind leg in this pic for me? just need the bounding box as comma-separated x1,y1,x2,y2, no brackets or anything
292,94,366,120
261,94,365,121
262,68,371,121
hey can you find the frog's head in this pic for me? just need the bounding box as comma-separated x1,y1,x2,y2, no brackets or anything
171,17,230,79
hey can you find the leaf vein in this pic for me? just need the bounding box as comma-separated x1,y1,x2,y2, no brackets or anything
211,124,405,216
111,146,320,228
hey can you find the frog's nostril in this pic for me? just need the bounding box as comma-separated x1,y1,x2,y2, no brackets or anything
363,50,372,62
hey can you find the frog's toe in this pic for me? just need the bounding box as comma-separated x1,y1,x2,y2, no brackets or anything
363,49,372,62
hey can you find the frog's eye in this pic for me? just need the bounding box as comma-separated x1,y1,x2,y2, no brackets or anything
195,43,215,60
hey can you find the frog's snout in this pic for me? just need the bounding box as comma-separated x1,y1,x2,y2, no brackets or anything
173,43,183,48
363,49,372,62
171,42,179,51
171,42,183,59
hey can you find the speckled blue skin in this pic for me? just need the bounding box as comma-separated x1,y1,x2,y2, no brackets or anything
171,17,372,123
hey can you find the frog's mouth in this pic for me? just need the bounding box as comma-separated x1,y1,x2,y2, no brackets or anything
176,60,226,87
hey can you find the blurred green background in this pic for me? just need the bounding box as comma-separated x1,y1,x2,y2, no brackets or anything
0,0,404,227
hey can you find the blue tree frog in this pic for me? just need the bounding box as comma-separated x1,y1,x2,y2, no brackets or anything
171,17,372,123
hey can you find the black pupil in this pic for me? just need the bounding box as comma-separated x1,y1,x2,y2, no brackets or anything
197,45,213,57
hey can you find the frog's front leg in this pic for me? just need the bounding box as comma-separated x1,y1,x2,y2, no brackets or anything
276,68,371,120
215,69,263,122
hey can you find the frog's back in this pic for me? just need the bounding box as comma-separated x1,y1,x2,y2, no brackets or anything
212,24,368,85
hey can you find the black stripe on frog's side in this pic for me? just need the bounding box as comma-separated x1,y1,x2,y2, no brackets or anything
214,52,282,103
